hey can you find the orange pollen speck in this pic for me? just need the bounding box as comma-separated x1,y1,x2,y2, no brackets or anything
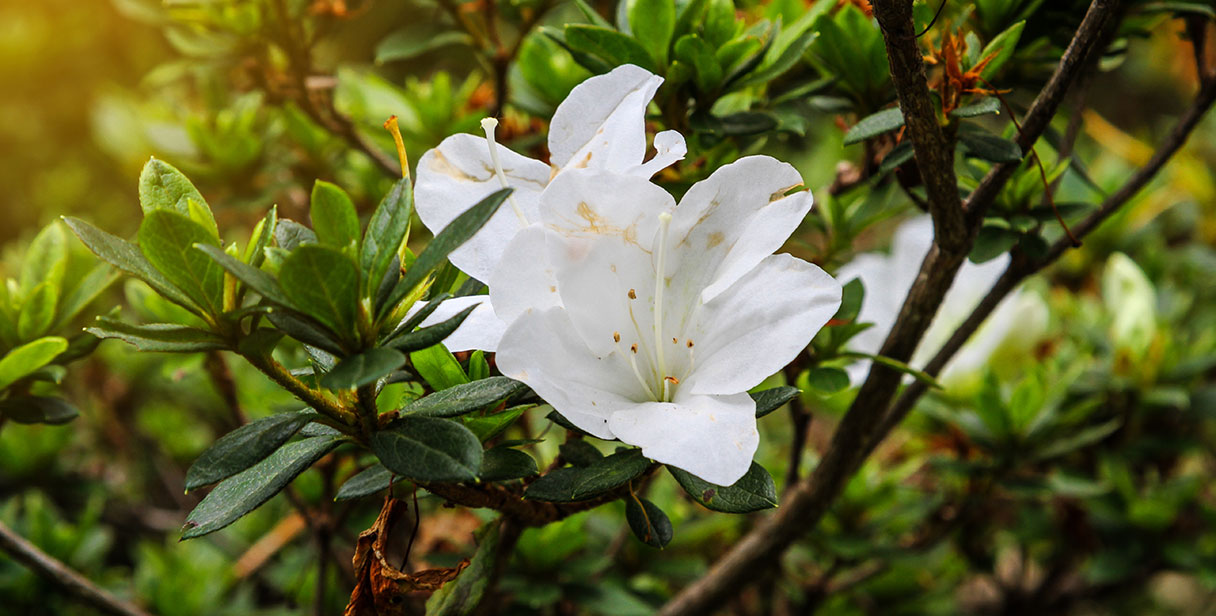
628,289,637,299
672,337,678,344
630,344,638,353
613,332,621,343
665,376,680,384
686,340,694,348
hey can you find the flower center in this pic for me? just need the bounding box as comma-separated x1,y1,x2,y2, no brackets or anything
479,117,529,226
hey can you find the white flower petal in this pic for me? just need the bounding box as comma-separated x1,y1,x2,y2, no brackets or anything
413,295,505,353
414,133,551,282
539,169,673,244
607,392,758,485
548,64,663,173
496,307,648,440
668,156,812,305
683,254,842,396
628,130,688,178
488,225,562,325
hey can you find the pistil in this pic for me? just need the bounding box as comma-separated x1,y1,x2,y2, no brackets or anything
480,117,529,225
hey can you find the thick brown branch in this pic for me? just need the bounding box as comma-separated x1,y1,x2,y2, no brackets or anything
0,520,155,616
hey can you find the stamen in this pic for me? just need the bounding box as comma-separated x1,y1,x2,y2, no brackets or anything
383,116,410,180
628,289,637,300
665,376,680,385
654,212,673,402
613,331,621,343
616,338,656,400
480,117,528,225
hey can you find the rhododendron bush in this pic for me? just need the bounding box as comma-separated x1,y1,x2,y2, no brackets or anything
2,1,1215,614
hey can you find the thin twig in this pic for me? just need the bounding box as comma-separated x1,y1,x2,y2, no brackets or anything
0,520,156,616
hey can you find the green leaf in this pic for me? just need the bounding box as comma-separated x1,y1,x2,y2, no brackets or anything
950,97,1002,119
572,0,613,28
400,377,527,418
362,178,413,304
278,244,361,340
463,406,528,442
625,496,673,548
836,277,865,322
1035,418,1123,460
0,337,69,391
564,25,656,71
668,461,777,513
674,34,722,92
242,206,277,268
978,20,1025,81
716,111,778,136
52,264,118,332
425,520,500,616
389,303,479,354
138,209,226,317
969,225,1021,263
0,395,78,425
480,447,538,482
467,350,489,381
382,189,510,317
525,449,651,503
560,439,604,467
16,282,57,341
194,243,295,307
958,130,1023,163
182,435,342,539
627,0,674,65
265,309,345,355
320,348,406,390
807,367,850,394
334,464,395,501
752,386,800,418
86,317,227,353
737,21,816,88
274,219,317,251
20,223,68,298
310,180,361,251
63,216,204,317
139,158,218,239
375,30,473,64
185,409,318,491
843,107,904,145
410,343,470,391
371,416,483,483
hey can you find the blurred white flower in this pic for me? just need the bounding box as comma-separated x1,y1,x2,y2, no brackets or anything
838,215,1047,387
410,65,685,350
492,157,841,485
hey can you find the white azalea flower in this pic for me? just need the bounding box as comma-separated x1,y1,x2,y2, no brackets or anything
838,215,1047,387
491,157,842,485
411,65,686,350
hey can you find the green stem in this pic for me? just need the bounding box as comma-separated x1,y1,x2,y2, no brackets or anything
241,351,359,434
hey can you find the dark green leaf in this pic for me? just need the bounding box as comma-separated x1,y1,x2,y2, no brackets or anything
400,377,527,418
959,130,1023,163
86,317,227,353
320,348,406,390
310,180,361,251
717,111,778,136
265,309,346,355
479,447,538,482
668,461,777,513
63,216,203,316
836,277,864,322
384,293,450,342
807,367,850,394
182,435,342,539
546,410,592,436
334,464,395,501
951,97,1002,118
525,449,650,503
362,178,413,303
194,243,294,307
843,107,904,145
275,219,317,251
0,395,78,425
752,386,800,418
673,34,721,92
371,416,483,483
970,225,1021,263
1035,418,1123,460
185,410,318,491
560,439,604,467
382,189,510,317
564,25,656,71
389,303,478,354
278,244,360,339
625,496,673,548
138,209,225,316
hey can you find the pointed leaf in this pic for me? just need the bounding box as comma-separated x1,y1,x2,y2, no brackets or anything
371,416,483,483
843,107,904,145
752,386,800,418
479,447,538,482
668,461,777,513
626,496,673,548
362,178,413,298
138,209,226,316
0,395,78,425
17,282,57,341
194,243,294,307
564,24,656,70
389,303,478,354
320,348,406,390
139,158,218,238
310,180,361,251
0,337,69,391
278,244,360,340
185,409,319,491
334,464,395,501
86,318,227,353
400,377,527,418
525,449,650,503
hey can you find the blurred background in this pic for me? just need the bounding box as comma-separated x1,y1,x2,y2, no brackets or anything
1,1,1215,614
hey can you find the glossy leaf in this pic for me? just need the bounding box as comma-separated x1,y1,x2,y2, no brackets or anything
0,337,68,391
86,317,227,353
463,406,528,442
564,25,656,71
626,496,673,548
807,367,850,394
310,180,361,251
185,409,318,491
410,343,470,391
138,209,226,316
278,244,361,339
843,107,904,145
627,0,674,65
959,130,1023,163
389,303,478,354
752,386,801,418
370,416,483,483
400,377,527,418
139,158,218,239
16,282,57,341
668,461,778,513
334,464,395,501
194,243,295,307
525,449,651,503
182,435,342,539
362,178,413,302
20,223,68,297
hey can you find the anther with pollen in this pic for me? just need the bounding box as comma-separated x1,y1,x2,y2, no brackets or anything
665,376,680,384
686,340,694,348
630,344,638,353
628,289,637,300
